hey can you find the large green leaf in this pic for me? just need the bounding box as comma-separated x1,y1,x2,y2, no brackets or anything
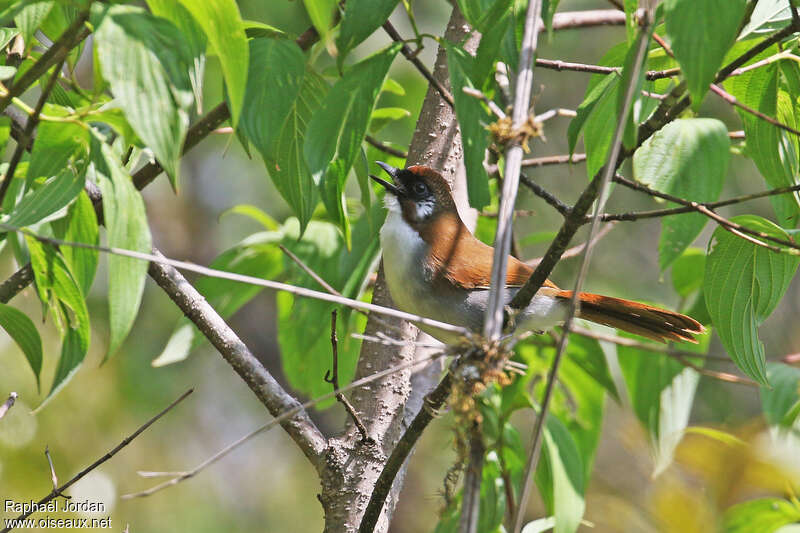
174,0,246,126
618,332,710,475
14,0,53,53
664,0,747,108
739,0,793,40
448,45,491,208
705,215,799,385
671,247,706,297
52,191,99,296
146,0,207,112
567,73,619,158
26,104,90,183
25,237,90,404
240,38,327,233
92,4,194,189
305,44,400,242
633,118,730,269
723,498,800,533
0,302,43,389
337,0,399,61
761,362,800,428
535,416,586,533
94,143,152,358
4,168,85,228
725,62,800,226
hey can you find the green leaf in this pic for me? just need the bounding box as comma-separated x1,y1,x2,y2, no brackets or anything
368,107,410,134
761,362,800,428
305,44,400,242
705,215,800,385
26,105,90,183
664,0,747,108
618,331,710,475
0,302,43,389
671,247,706,297
146,0,207,113
522,517,556,533
337,0,399,61
14,0,53,53
740,0,793,40
94,143,152,358
92,4,194,189
727,61,800,226
219,204,279,231
240,38,326,232
583,76,619,179
0,28,19,51
535,416,585,533
447,45,491,208
5,168,85,228
25,238,90,404
723,498,800,533
54,191,99,295
633,118,730,269
566,333,619,401
175,0,247,126
542,0,560,36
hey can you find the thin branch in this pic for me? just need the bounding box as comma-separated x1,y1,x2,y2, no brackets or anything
381,20,455,107
519,172,572,216
612,175,800,254
535,57,678,80
123,353,448,500
359,372,454,533
523,152,586,167
0,392,17,420
568,326,730,362
0,12,89,114
596,183,800,222
525,223,616,267
44,446,70,499
512,8,654,532
0,57,65,206
534,107,576,122
710,83,800,137
365,135,408,159
463,86,506,119
327,311,372,443
1,223,472,338
546,9,625,31
0,389,193,532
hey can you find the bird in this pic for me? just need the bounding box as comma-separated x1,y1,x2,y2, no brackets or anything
370,161,705,346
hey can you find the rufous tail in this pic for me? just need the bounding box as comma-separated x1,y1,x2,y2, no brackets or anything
556,291,706,343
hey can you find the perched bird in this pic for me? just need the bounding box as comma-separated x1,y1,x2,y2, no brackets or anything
371,161,705,345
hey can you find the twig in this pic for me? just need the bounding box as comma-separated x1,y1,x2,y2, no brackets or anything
0,392,17,420
525,223,616,267
568,326,730,362
358,372,454,533
534,107,576,122
462,86,506,119
381,20,455,107
327,311,372,443
1,223,471,339
546,9,625,31
519,173,572,216
596,183,800,222
709,83,800,137
673,355,758,386
44,446,70,499
0,389,193,532
0,57,65,206
612,175,800,254
0,12,90,114
458,427,485,533
480,209,536,218
365,135,408,159
523,152,586,167
123,353,447,500
512,7,654,532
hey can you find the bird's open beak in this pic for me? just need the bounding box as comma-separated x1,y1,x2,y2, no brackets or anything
371,161,403,196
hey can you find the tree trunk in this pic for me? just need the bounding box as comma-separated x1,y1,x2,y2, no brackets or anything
319,6,480,532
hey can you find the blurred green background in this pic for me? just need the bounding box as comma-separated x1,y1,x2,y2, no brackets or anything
2,1,799,531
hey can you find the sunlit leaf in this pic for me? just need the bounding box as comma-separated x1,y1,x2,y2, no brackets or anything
0,302,43,389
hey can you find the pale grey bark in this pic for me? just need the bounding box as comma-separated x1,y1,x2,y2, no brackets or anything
319,7,480,532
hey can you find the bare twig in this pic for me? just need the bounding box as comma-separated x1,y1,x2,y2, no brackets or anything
365,135,408,159
710,83,800,137
0,392,17,420
327,311,372,443
462,86,506,119
1,223,471,338
546,9,625,31
612,175,800,254
568,326,729,362
123,353,447,500
525,223,616,267
519,173,572,216
512,7,654,532
0,389,193,532
44,446,70,499
0,57,65,206
534,107,576,122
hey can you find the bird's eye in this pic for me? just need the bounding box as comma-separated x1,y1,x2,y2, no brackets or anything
412,182,428,196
